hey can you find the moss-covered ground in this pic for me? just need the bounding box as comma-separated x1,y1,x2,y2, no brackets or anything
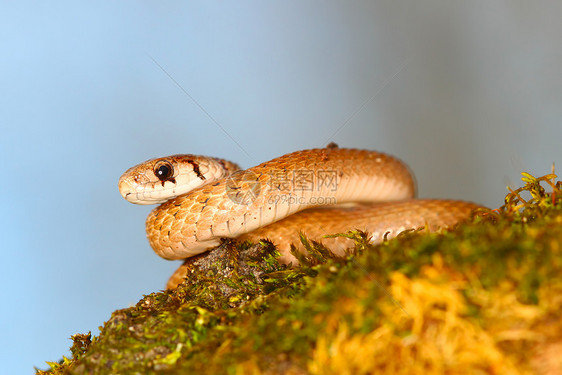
38,172,562,374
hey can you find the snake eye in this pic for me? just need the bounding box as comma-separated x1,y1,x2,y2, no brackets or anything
153,161,174,182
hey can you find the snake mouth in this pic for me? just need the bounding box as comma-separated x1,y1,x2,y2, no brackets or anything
118,177,144,203
122,191,140,204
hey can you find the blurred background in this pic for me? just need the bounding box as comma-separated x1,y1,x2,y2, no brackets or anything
1,1,561,372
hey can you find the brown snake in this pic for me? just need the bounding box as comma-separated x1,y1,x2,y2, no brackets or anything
119,145,482,289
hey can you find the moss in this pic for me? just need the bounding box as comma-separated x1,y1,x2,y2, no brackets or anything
37,172,562,375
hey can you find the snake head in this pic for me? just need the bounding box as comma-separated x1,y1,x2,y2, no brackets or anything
118,154,240,205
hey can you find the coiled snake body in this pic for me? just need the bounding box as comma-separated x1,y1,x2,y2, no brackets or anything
119,145,482,289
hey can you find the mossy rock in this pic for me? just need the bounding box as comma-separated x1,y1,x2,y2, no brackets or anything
38,172,562,375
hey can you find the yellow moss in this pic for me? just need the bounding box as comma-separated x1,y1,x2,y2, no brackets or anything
309,270,526,375
235,360,262,375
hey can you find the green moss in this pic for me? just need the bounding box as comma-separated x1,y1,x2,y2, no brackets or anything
38,172,562,375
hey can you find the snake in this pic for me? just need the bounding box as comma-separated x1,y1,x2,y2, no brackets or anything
118,144,483,289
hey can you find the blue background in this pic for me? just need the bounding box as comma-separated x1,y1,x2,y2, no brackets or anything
1,2,561,373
